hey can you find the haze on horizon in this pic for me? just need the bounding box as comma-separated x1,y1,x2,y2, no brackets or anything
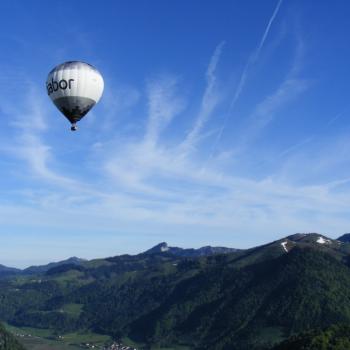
0,0,350,267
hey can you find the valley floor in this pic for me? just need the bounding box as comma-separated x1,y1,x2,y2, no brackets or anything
4,324,191,350
4,324,112,350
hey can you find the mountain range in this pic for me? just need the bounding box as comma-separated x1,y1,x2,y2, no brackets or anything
0,257,86,278
1,233,350,349
144,241,240,256
0,243,239,278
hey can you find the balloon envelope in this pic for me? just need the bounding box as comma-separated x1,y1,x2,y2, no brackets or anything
46,61,104,129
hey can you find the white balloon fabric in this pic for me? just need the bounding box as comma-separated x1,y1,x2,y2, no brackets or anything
46,61,104,130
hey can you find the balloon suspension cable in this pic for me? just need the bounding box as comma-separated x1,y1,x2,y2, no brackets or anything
71,123,77,131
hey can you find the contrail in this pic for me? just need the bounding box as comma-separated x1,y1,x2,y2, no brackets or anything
209,0,284,157
181,41,225,153
255,0,284,60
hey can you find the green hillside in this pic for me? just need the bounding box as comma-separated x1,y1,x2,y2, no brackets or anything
1,235,350,349
0,323,25,350
126,247,350,349
271,324,350,349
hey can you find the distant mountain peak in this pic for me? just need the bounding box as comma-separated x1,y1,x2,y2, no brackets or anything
23,256,86,274
145,242,169,254
274,233,345,256
337,233,350,242
286,233,335,243
160,243,169,252
65,256,86,263
144,242,239,257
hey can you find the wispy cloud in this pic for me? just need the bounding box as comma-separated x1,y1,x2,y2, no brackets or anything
212,0,285,150
0,86,78,189
180,41,225,154
145,76,185,147
236,77,309,152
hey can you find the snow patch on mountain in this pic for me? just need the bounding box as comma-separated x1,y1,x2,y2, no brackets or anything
281,241,288,252
160,244,169,252
317,237,331,244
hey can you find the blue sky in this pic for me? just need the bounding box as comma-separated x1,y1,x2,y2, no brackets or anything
1,0,350,267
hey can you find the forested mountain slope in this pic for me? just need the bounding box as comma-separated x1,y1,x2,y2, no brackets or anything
1,234,350,349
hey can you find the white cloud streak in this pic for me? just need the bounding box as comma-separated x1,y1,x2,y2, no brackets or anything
0,87,79,189
212,0,284,151
255,0,284,61
180,41,225,154
145,76,185,147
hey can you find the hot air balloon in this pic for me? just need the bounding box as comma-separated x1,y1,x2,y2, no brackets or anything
46,61,104,131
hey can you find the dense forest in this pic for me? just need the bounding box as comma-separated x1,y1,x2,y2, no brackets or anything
1,234,350,349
